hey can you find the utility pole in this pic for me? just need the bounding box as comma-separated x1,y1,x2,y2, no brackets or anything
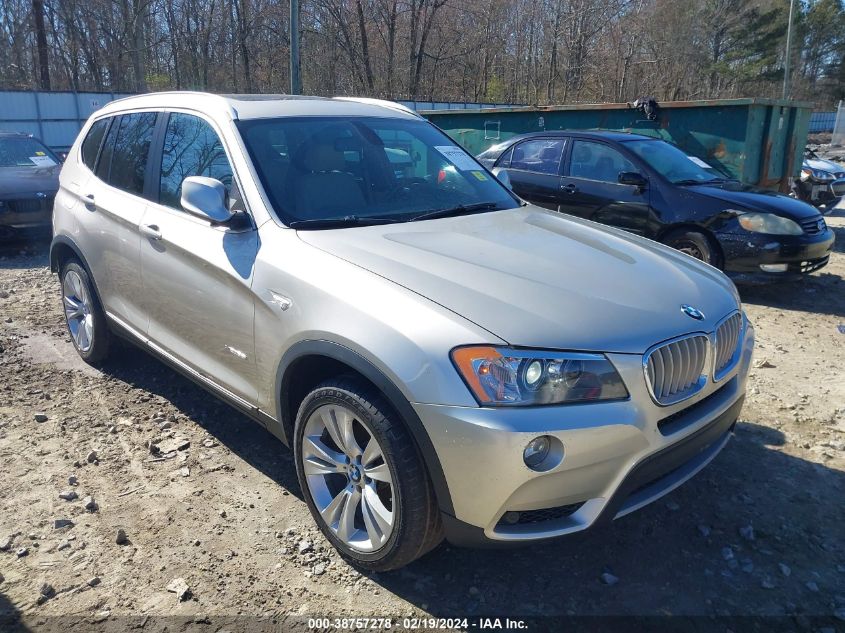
32,0,51,90
782,0,795,100
289,0,301,94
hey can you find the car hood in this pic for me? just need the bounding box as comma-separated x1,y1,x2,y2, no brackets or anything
0,164,60,197
686,181,819,220
297,207,740,354
805,156,845,175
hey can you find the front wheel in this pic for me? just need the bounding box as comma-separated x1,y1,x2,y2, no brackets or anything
662,229,721,268
293,378,442,571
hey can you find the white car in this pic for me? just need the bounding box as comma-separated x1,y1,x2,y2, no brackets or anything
51,92,753,570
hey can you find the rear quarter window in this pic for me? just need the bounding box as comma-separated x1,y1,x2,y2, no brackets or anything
494,145,514,168
81,119,110,171
510,139,564,174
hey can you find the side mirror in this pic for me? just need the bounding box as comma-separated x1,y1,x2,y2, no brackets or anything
492,167,513,190
618,171,648,188
180,176,234,224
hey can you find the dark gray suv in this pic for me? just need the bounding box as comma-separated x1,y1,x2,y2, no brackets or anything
0,131,60,239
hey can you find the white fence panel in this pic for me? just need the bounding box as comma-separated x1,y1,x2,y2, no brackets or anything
832,101,845,147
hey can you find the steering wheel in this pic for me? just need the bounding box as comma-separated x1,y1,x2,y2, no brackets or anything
382,177,429,202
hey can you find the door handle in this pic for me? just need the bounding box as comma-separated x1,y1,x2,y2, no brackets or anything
139,223,162,240
560,183,578,194
83,193,96,209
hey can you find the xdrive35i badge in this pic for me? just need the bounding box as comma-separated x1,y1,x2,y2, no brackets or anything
681,304,705,320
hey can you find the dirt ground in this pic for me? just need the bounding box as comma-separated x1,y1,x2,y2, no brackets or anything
1,210,844,632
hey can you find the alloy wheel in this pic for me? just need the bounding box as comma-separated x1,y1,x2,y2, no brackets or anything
301,404,395,552
62,270,94,352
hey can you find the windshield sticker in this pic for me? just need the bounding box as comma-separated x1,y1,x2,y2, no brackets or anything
434,145,478,171
687,155,712,169
29,155,56,167
470,171,488,181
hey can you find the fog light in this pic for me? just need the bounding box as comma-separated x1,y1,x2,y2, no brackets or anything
523,436,551,469
760,263,788,272
502,511,521,524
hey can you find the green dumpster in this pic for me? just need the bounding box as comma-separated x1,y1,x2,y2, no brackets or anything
421,98,813,192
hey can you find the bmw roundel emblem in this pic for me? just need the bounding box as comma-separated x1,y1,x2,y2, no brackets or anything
681,304,705,320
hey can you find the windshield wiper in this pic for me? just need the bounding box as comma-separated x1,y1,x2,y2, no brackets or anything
410,201,501,222
287,215,400,229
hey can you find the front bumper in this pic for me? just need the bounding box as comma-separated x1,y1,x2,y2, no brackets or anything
831,178,845,198
415,316,754,546
719,228,835,279
803,178,845,202
0,195,54,237
795,178,845,206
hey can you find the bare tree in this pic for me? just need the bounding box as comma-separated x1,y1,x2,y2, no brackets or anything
0,0,841,108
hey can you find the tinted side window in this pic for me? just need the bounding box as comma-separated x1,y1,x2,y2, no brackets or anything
107,112,157,195
569,140,636,183
159,113,233,209
494,145,513,168
95,116,119,181
81,119,109,170
510,139,564,175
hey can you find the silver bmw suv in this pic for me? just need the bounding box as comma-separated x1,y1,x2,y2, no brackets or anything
51,92,754,570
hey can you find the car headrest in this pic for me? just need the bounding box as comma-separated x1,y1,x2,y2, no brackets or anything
297,143,346,173
539,146,559,161
573,143,592,163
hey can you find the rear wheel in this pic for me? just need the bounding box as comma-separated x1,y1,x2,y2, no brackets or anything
60,260,111,364
293,378,442,571
662,229,721,268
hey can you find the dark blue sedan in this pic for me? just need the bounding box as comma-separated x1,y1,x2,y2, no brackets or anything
477,130,835,281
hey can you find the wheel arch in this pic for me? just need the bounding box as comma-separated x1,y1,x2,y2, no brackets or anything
49,235,107,305
275,340,455,516
50,235,81,273
656,223,725,267
50,235,98,276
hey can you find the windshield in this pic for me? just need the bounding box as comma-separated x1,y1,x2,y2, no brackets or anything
236,116,518,226
625,139,728,184
0,137,60,168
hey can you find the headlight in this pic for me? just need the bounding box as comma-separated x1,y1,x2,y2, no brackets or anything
451,346,628,406
802,168,833,181
737,212,802,235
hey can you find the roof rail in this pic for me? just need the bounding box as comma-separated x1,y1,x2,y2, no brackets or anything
333,97,421,118
99,91,239,119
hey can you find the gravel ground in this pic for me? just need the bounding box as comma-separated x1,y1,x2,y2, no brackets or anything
0,209,844,632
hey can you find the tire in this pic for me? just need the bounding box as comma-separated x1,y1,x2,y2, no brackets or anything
59,259,111,364
293,377,443,571
662,229,721,268
789,182,808,202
